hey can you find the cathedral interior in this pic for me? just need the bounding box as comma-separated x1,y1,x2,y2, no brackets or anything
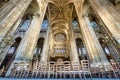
0,0,120,79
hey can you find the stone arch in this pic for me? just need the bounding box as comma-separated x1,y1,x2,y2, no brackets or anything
75,38,88,60
34,37,45,54
48,0,73,9
17,14,32,33
98,38,114,61
0,37,22,75
51,19,68,29
76,38,83,48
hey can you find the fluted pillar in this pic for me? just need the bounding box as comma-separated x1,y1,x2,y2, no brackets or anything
74,1,99,65
79,17,100,66
14,1,48,61
88,0,120,44
0,0,32,42
84,16,109,66
98,0,120,25
9,18,23,36
40,27,50,62
70,29,79,62
5,1,48,76
0,18,21,64
14,14,41,61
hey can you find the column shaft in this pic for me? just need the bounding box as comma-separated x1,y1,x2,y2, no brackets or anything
8,17,22,36
0,12,25,65
89,0,120,44
79,17,100,65
84,16,109,66
15,2,48,61
40,28,50,62
5,1,48,76
70,29,79,62
74,1,101,65
0,0,32,42
15,15,40,61
98,0,120,26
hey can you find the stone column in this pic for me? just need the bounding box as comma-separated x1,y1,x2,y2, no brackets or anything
8,16,23,36
88,0,120,44
14,14,41,61
0,13,25,65
98,0,120,26
70,29,79,62
0,0,32,42
0,19,21,64
40,27,50,62
74,0,100,66
79,17,100,66
5,1,48,77
14,0,48,61
84,16,109,66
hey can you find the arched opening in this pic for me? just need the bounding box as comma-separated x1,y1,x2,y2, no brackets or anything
99,38,113,61
76,38,88,60
17,14,32,34
34,38,44,55
33,38,44,62
0,37,21,76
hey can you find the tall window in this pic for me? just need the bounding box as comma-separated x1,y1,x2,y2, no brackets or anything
7,37,21,55
90,20,99,33
8,47,15,54
54,48,66,54
0,37,21,70
104,47,110,54
72,20,79,29
76,38,88,60
81,45,87,54
19,20,31,32
41,20,48,29
76,38,83,55
34,38,44,54
99,38,110,55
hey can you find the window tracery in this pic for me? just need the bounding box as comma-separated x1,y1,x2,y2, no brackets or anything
19,20,30,32
55,34,65,42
